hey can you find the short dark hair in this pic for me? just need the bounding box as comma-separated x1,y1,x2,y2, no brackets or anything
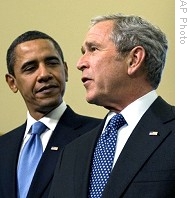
6,30,64,76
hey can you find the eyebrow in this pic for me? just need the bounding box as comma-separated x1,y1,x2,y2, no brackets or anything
86,41,100,47
81,41,101,52
45,56,60,62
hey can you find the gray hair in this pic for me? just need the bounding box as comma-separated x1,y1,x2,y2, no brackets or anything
90,13,168,89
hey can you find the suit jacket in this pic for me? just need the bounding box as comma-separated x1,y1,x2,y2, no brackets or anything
49,97,175,198
0,106,102,198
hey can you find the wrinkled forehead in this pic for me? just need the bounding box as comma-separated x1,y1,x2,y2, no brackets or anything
83,21,114,44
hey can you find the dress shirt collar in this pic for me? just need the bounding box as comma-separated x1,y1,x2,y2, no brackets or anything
104,90,158,129
25,101,67,136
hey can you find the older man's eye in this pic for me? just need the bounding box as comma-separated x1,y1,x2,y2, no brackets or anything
90,46,98,52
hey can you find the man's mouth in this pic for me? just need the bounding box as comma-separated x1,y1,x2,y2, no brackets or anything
36,84,58,93
81,77,91,84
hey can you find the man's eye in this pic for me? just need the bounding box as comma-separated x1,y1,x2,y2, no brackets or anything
47,61,58,65
90,46,98,52
24,65,36,72
46,59,60,66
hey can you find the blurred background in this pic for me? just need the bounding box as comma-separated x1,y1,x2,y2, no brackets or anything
0,0,174,134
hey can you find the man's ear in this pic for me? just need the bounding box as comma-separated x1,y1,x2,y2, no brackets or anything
126,46,145,76
64,61,68,82
5,74,18,93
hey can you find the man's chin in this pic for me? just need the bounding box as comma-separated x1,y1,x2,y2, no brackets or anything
86,96,101,106
36,100,62,113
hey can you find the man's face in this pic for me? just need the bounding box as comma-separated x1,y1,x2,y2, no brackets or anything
6,39,68,116
77,21,129,109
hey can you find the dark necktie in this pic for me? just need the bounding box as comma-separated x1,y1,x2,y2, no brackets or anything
89,113,127,198
17,121,47,198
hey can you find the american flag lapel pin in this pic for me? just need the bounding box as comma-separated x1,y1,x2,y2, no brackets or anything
51,146,59,151
149,131,159,136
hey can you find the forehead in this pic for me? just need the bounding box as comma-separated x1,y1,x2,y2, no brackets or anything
14,39,57,57
83,20,114,44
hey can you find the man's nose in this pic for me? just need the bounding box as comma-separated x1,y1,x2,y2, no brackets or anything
76,55,89,71
37,64,53,81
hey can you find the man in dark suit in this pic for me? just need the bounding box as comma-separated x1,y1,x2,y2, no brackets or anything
0,30,102,198
49,14,175,198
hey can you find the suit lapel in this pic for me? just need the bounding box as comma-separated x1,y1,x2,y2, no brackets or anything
74,120,106,197
0,124,26,198
28,106,90,197
102,97,174,198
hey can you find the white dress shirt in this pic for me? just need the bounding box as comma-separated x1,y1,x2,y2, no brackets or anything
102,90,158,168
20,101,67,152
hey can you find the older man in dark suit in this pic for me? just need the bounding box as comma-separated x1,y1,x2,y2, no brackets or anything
49,14,175,198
